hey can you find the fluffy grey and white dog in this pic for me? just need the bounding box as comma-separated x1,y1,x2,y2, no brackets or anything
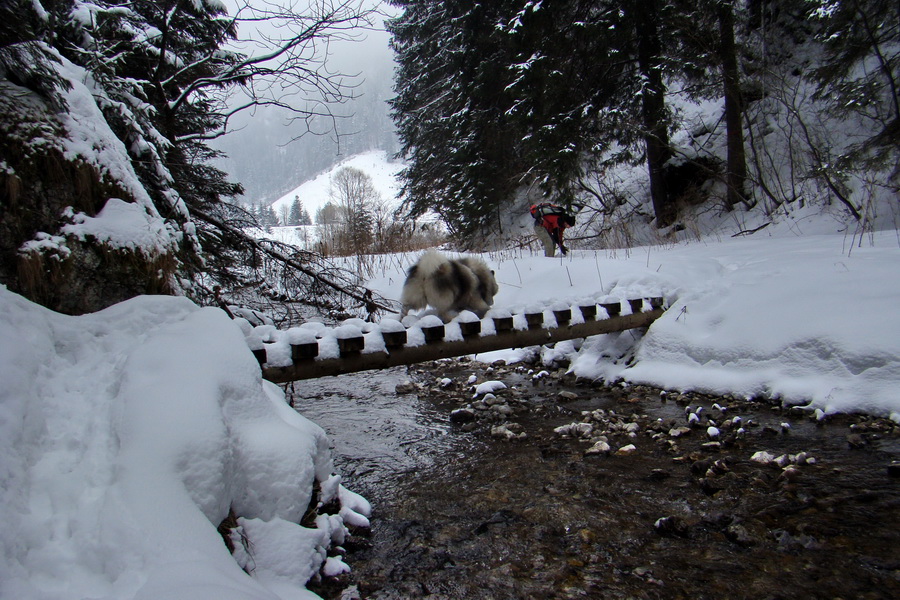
400,251,499,322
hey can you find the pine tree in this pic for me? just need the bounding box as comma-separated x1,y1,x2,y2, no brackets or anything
667,0,752,211
805,0,899,173
389,0,524,238
627,0,676,226
499,1,630,204
262,204,280,231
715,1,749,210
316,202,343,225
389,0,683,233
289,197,304,226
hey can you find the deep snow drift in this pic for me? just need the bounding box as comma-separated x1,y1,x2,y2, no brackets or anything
0,290,369,600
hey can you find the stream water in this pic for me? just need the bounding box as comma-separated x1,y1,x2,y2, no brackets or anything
288,359,900,600
287,367,480,506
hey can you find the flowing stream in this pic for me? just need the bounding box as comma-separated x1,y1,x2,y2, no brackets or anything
288,360,900,600
288,366,480,506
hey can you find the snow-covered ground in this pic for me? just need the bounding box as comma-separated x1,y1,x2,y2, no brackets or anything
0,290,370,600
363,227,900,420
261,149,448,250
4,5,897,597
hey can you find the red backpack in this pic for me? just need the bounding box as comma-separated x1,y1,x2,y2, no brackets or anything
531,203,575,227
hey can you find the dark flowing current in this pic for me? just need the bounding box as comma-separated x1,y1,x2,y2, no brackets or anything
288,359,900,600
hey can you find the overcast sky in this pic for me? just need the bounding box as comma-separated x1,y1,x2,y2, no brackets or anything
218,0,397,126
211,1,400,203
222,0,395,74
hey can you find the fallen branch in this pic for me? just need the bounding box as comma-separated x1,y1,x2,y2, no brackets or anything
731,222,771,237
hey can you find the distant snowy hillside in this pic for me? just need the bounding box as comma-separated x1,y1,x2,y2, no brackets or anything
272,150,404,220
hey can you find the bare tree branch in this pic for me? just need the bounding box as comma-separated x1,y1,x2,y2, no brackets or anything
190,206,397,317
165,0,380,139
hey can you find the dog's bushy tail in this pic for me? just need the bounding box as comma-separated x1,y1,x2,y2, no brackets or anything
413,250,452,278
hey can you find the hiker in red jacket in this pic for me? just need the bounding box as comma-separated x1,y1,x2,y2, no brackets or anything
531,203,575,257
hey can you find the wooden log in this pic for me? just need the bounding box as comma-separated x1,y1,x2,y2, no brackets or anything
628,298,644,313
459,321,481,337
524,312,544,329
493,316,514,332
262,308,665,383
337,336,365,355
601,302,621,317
252,348,266,365
382,330,407,348
553,308,572,325
291,342,319,362
579,305,598,321
422,324,445,343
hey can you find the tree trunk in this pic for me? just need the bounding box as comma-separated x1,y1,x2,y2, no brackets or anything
633,0,675,227
718,1,748,210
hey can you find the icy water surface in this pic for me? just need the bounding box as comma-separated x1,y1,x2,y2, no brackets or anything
288,360,900,600
288,367,484,505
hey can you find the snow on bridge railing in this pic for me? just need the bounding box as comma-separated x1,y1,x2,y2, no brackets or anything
247,297,666,383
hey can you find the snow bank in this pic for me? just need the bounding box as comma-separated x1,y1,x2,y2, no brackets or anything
366,233,900,419
622,234,900,416
60,198,179,257
0,286,364,599
53,56,188,244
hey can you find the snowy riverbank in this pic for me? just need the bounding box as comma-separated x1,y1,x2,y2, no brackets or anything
1,225,898,599
365,229,900,420
0,290,369,599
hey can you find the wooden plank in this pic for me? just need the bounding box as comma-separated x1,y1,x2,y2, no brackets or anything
262,308,664,383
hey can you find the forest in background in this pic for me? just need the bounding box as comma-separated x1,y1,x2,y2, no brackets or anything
210,53,399,207
389,0,898,240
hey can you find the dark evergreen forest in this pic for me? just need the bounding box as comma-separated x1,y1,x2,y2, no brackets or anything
388,0,898,239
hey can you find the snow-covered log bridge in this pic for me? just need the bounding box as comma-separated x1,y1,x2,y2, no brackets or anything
255,298,665,383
